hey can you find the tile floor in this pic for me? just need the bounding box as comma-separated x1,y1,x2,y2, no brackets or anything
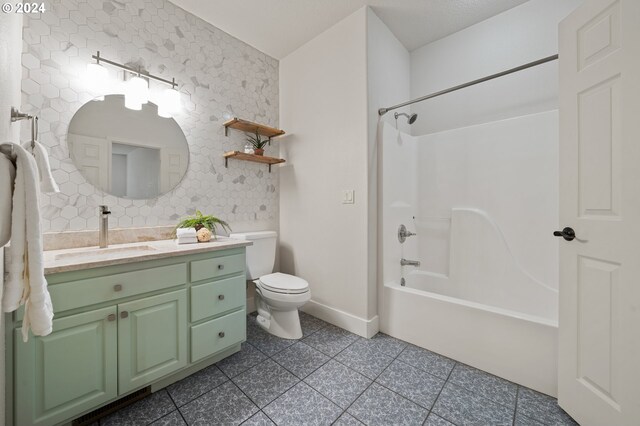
99,312,578,426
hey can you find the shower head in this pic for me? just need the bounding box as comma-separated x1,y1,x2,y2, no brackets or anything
394,112,418,124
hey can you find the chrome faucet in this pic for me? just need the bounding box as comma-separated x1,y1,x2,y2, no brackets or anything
400,258,421,267
398,224,416,243
99,205,111,248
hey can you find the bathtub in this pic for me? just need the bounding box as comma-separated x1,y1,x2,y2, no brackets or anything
380,278,558,396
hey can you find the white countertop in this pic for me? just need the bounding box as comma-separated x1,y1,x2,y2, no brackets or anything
43,237,252,275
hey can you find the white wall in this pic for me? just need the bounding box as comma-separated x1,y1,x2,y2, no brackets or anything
279,8,374,335
0,12,23,426
410,0,582,135
366,9,412,325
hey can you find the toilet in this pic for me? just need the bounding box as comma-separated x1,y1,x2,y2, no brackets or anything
229,231,310,339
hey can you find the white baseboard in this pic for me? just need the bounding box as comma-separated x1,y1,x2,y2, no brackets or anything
301,299,379,338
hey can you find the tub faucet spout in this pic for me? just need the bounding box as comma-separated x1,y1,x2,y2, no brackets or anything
400,258,420,267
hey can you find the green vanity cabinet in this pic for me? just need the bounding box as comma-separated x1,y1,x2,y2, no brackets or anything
7,246,248,426
117,289,188,394
14,307,118,426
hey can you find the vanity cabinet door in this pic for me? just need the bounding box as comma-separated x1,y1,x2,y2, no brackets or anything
117,289,187,394
15,306,118,426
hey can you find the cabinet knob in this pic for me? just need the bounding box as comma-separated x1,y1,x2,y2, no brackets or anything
218,331,225,338
113,284,123,292
218,294,225,300
218,264,224,270
107,314,116,322
120,311,129,319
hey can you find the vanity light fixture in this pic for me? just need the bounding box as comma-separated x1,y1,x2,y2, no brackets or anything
126,72,149,109
86,54,108,100
88,51,180,116
158,80,181,118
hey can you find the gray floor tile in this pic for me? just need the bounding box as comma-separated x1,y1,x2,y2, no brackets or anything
432,382,514,426
397,344,455,379
448,363,518,408
304,359,372,409
179,381,258,425
514,412,545,426
149,411,186,426
263,382,342,426
348,383,429,426
423,413,455,426
302,324,359,356
241,411,276,425
216,342,268,378
101,390,176,426
167,364,228,407
376,359,445,408
517,387,578,426
272,341,330,378
232,358,300,408
246,315,297,356
360,332,408,358
300,311,329,336
334,338,394,379
333,412,364,425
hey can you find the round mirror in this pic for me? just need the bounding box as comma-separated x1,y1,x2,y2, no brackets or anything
67,94,189,199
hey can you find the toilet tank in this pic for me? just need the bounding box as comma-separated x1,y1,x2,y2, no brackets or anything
229,231,277,279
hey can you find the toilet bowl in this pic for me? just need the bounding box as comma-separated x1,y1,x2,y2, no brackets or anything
254,273,310,339
229,231,311,339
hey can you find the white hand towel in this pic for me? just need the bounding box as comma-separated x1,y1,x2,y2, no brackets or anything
0,153,16,246
2,143,54,342
22,141,59,193
176,238,198,245
176,227,197,238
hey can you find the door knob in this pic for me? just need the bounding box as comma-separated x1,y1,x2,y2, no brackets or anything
553,227,576,241
218,294,225,300
120,311,129,319
218,331,225,338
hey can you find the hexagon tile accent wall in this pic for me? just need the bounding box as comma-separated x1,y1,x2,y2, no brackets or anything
21,0,280,233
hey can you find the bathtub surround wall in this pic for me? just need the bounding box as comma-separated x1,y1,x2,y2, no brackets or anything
21,0,280,234
409,0,583,135
1,12,23,425
279,8,377,336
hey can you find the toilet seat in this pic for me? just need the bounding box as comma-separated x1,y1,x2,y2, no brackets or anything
258,272,309,294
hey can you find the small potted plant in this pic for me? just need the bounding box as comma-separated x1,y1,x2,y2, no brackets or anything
246,131,268,156
174,210,231,242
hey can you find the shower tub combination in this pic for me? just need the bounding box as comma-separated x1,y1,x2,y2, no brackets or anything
379,110,560,396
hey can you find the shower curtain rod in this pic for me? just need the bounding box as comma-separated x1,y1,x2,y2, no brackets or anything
378,54,559,116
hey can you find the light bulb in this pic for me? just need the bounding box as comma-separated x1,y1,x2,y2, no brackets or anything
86,62,108,95
158,87,181,118
124,94,142,110
126,75,149,106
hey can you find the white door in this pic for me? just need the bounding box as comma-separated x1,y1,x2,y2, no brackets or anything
160,148,186,193
558,0,640,425
68,134,110,191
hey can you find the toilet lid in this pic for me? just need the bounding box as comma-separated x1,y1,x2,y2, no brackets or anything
259,272,309,294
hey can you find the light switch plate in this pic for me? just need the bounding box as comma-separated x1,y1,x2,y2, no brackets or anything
342,190,355,204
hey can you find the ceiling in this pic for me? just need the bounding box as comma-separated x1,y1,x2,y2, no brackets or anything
168,0,529,59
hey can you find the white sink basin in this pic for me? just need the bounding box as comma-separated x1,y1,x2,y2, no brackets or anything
54,244,157,261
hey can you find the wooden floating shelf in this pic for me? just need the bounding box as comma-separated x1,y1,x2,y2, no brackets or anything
223,151,286,173
223,118,285,139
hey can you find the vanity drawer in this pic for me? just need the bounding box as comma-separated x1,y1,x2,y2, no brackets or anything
191,309,246,363
190,253,245,282
191,275,246,322
49,263,187,313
